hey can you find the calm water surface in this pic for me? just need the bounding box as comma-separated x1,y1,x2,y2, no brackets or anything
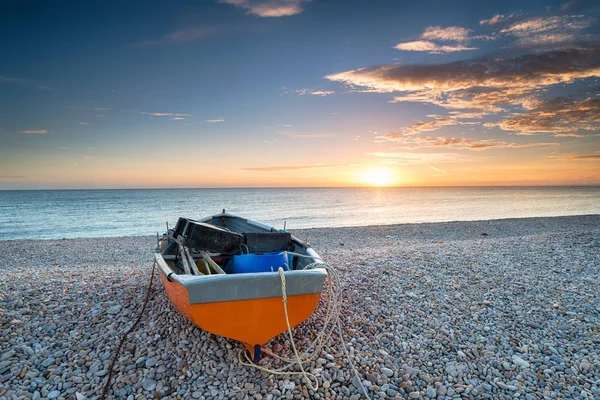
0,187,598,240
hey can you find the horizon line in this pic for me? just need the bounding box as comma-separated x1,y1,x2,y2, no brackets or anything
1,184,600,191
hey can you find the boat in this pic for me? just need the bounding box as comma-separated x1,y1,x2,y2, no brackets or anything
154,210,328,360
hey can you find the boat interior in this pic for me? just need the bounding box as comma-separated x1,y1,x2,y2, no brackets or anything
160,214,318,276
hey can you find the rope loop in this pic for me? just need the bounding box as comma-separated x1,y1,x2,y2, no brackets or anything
240,261,372,399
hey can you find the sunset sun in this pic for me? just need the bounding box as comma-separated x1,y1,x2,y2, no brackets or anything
360,167,396,187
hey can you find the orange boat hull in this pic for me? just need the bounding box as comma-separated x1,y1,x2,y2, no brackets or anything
160,274,321,349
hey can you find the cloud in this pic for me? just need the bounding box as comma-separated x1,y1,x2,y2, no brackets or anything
395,25,478,53
137,26,216,47
171,117,186,120
293,88,335,96
20,129,48,134
285,132,335,139
394,40,477,53
421,26,471,42
491,97,600,135
550,152,600,160
366,151,472,164
501,15,597,49
220,0,310,17
326,47,600,126
0,75,51,90
242,163,339,171
1,75,28,84
376,134,559,150
140,112,191,117
480,13,520,27
309,90,335,96
327,47,600,95
429,165,448,174
206,118,225,123
399,117,459,136
480,12,599,49
501,15,594,36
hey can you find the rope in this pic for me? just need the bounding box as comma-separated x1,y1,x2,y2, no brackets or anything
100,259,157,400
239,259,372,399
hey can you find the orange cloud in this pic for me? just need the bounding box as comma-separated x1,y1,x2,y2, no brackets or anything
397,117,458,136
327,47,600,94
492,98,600,135
421,26,471,41
394,41,477,53
395,25,478,53
549,152,600,160
242,163,340,171
20,129,48,134
377,133,559,151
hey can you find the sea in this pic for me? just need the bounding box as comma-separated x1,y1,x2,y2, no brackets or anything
0,187,599,240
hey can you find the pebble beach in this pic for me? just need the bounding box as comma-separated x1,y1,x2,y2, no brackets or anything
1,215,599,400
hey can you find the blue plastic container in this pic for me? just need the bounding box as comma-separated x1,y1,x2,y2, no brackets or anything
232,251,289,274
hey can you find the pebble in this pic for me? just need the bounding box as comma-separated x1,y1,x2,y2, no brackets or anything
41,357,55,367
0,216,598,400
512,355,530,368
145,357,157,368
142,379,156,391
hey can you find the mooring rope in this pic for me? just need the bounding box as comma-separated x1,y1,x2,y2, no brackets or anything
239,258,372,399
100,259,157,400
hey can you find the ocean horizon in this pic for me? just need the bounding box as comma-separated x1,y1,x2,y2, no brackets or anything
1,186,599,240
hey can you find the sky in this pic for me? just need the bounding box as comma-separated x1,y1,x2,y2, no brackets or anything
1,0,599,189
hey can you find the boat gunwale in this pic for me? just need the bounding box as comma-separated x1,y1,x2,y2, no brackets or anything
155,211,327,304
155,252,327,303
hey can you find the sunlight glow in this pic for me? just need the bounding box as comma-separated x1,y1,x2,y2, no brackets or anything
360,167,396,186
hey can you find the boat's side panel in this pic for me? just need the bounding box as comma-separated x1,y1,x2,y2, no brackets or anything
182,270,326,304
159,273,194,321
159,270,322,347
190,293,322,347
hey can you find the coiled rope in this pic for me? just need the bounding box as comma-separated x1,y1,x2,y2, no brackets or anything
239,255,372,399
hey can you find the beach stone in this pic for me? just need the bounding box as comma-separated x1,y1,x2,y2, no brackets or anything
108,305,121,314
142,379,156,391
426,386,437,398
512,355,530,368
47,390,61,399
145,357,157,368
41,357,55,367
381,367,393,377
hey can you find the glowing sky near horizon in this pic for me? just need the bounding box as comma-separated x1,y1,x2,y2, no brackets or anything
1,0,599,189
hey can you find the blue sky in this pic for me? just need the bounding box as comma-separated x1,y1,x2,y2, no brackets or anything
1,0,599,189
